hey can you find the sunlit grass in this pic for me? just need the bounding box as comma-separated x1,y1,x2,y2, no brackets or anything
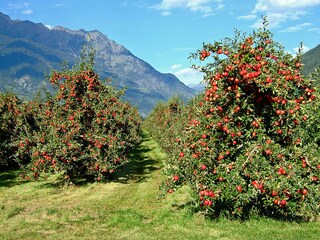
0,130,319,240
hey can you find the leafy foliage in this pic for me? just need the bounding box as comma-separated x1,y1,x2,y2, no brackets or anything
0,92,41,169
1,52,141,182
0,92,21,169
146,17,320,220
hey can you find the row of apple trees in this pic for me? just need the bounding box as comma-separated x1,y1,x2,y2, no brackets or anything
0,52,141,183
144,18,319,220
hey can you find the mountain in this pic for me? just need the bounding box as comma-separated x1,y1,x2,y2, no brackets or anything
0,12,196,116
188,83,205,92
301,44,320,79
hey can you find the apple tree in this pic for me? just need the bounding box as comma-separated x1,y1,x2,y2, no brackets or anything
161,17,319,220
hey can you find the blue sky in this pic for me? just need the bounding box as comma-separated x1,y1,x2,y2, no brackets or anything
1,0,320,85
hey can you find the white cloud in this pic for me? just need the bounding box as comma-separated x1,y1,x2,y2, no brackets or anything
171,64,182,69
217,2,225,10
45,24,54,30
309,27,320,33
173,47,196,51
251,10,308,29
162,10,171,16
22,9,33,14
254,0,320,11
280,22,312,32
173,67,204,85
8,2,34,15
8,2,30,9
250,0,320,29
152,0,224,16
238,14,257,20
293,44,311,54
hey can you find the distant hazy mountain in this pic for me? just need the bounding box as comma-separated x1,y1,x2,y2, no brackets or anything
0,12,195,116
188,83,205,92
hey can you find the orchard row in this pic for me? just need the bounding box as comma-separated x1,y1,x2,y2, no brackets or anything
144,18,319,220
0,53,141,183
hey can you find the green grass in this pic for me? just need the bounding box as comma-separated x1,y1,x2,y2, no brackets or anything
0,130,319,240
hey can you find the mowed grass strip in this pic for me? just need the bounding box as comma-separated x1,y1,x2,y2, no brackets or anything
0,130,319,240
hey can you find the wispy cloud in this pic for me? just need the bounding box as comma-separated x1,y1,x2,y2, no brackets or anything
250,11,309,29
173,47,196,51
161,10,171,16
248,0,320,29
8,2,34,15
22,9,33,14
173,67,204,85
254,0,320,11
171,64,182,69
237,14,257,20
293,44,310,54
280,22,312,32
121,1,149,8
8,2,29,9
152,0,225,17
308,27,320,33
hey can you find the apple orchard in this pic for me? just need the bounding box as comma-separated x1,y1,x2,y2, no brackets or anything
0,18,319,221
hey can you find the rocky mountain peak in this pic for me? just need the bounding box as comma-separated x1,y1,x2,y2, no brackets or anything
0,11,196,116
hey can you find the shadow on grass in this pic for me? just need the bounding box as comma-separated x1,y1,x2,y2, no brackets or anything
112,131,160,184
0,169,65,189
0,169,23,187
0,130,161,187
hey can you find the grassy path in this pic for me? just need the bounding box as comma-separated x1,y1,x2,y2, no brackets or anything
0,130,319,240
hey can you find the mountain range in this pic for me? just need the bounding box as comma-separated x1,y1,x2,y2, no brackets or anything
0,12,319,116
0,12,196,116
